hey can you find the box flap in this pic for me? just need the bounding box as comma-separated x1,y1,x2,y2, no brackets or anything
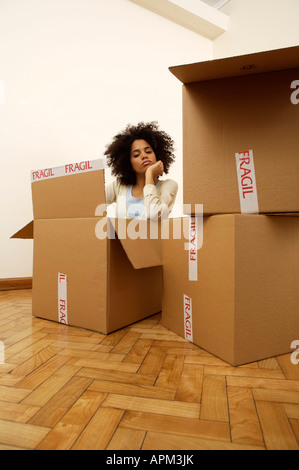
109,218,162,269
31,159,107,219
11,220,34,239
169,45,299,84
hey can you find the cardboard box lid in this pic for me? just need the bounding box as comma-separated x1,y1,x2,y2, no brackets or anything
11,220,34,239
169,45,299,84
11,218,163,270
31,159,107,219
110,218,162,269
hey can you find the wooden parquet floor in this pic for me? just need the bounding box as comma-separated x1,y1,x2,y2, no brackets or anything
0,289,299,451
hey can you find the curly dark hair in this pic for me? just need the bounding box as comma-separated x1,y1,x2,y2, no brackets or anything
104,121,175,186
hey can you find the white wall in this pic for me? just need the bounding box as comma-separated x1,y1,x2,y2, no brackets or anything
215,0,299,58
0,0,212,278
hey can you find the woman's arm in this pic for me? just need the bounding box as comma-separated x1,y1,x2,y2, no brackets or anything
143,179,178,220
105,180,120,205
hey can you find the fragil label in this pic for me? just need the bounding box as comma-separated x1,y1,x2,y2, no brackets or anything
183,294,193,343
235,150,259,214
187,210,203,282
31,159,107,183
58,273,68,325
189,217,198,282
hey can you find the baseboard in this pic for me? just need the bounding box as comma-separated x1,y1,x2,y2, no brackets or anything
0,278,33,291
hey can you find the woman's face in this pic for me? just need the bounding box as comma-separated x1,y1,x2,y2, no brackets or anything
130,139,157,175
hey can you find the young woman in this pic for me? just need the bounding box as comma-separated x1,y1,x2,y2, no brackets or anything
105,122,178,220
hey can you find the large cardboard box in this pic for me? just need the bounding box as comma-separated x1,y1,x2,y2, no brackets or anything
12,160,162,333
169,45,299,215
162,215,299,366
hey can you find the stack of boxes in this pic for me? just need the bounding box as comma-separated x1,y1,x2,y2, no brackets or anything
161,45,299,366
11,45,299,367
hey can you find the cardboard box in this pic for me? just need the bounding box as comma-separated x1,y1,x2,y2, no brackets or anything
161,215,299,366
169,45,299,215
12,160,162,334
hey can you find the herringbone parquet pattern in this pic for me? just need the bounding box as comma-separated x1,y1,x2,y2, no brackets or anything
0,289,299,450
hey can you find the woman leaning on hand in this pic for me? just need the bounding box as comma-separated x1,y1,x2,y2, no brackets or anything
104,122,178,220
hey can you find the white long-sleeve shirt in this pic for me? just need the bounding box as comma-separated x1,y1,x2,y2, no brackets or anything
105,179,178,220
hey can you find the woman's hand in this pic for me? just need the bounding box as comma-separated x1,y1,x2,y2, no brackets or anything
145,161,164,185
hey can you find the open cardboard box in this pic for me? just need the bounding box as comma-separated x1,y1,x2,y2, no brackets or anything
169,45,299,215
12,160,162,334
161,214,299,366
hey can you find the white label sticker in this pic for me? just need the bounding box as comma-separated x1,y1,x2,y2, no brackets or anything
58,273,68,325
188,214,203,282
189,217,198,282
235,150,259,214
183,294,193,343
31,158,107,183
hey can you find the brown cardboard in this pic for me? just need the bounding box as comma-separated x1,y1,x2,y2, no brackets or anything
161,215,299,366
169,45,299,215
106,222,162,333
32,217,108,332
31,170,106,219
11,221,34,239
12,160,162,334
169,44,299,84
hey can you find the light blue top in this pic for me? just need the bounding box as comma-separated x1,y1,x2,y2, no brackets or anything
127,185,144,219
127,181,161,219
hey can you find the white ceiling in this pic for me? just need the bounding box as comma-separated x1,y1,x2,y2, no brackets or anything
128,0,230,39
